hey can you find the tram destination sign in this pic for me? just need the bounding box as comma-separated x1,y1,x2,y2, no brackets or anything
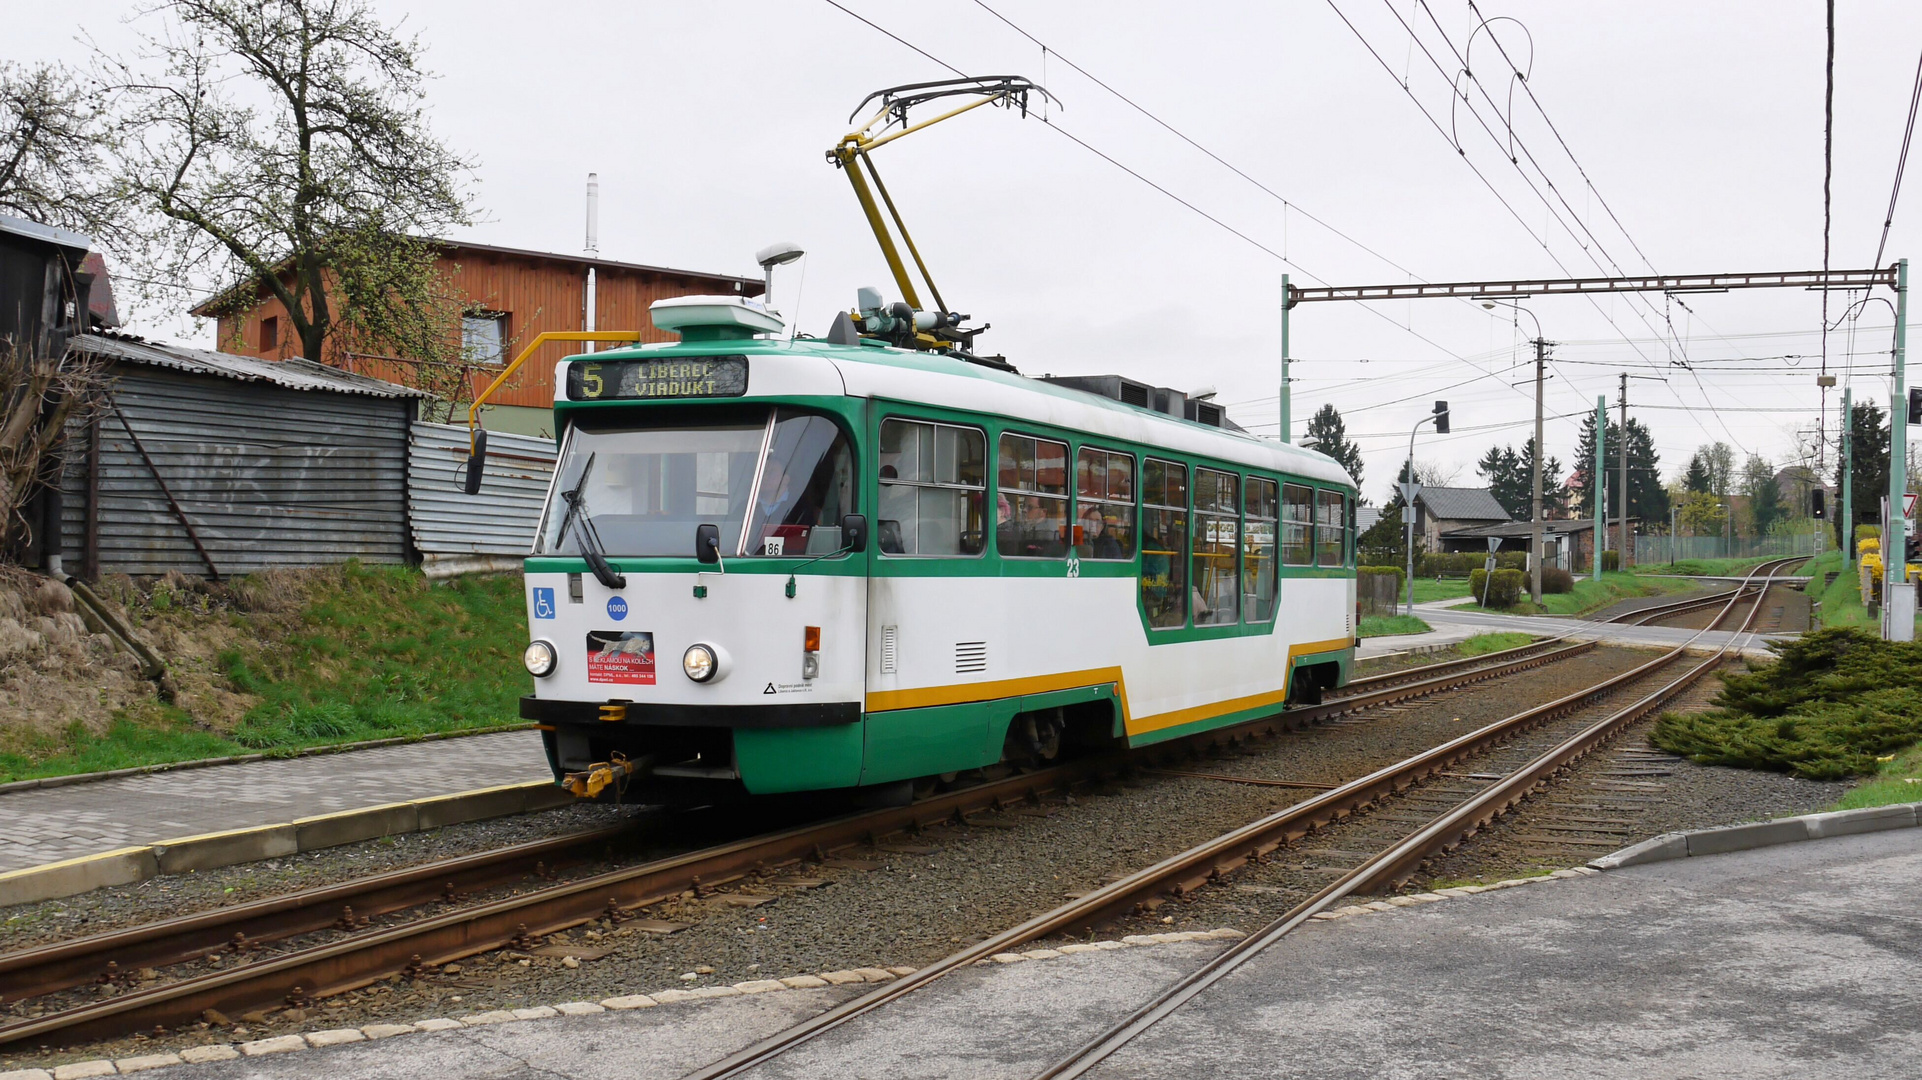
566,356,749,401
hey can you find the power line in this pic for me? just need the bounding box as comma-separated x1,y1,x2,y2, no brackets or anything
1462,0,1658,274
1820,0,1835,465
968,0,1422,282
818,0,960,73
819,0,1542,416
1873,41,1922,268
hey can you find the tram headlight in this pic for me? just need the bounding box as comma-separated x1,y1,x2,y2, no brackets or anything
683,643,719,683
524,639,558,678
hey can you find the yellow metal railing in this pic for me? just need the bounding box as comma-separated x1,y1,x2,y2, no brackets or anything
466,331,643,452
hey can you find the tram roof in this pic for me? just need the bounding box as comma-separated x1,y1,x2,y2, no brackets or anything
555,337,1356,489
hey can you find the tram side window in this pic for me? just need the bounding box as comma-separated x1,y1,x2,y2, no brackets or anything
1282,483,1314,566
997,433,1070,558
1141,459,1189,629
1317,490,1346,567
1074,447,1136,560
877,419,986,556
1192,469,1239,625
1244,478,1279,622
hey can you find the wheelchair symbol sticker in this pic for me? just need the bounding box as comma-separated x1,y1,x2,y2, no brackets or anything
532,587,556,620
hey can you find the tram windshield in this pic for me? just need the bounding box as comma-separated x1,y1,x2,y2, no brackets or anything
536,407,855,559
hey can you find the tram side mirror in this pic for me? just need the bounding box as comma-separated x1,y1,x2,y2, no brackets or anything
840,514,868,554
463,429,489,495
695,524,722,565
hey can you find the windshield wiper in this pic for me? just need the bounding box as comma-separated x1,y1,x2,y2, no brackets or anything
557,453,626,590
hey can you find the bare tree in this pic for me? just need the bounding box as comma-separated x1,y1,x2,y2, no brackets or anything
0,61,110,230
0,341,106,562
101,0,474,373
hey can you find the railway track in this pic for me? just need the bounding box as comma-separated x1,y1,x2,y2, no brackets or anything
683,558,1798,1080
0,634,1582,1051
1601,556,1807,627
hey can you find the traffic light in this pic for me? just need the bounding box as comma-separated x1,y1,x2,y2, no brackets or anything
1910,386,1922,425
1433,400,1450,434
1812,489,1826,519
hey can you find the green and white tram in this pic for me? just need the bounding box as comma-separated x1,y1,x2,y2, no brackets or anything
506,294,1358,804
473,76,1360,803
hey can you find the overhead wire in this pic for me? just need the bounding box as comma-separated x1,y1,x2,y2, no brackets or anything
1820,0,1835,466
821,0,1544,418
1407,1,1783,444
1872,39,1922,268
829,0,1808,470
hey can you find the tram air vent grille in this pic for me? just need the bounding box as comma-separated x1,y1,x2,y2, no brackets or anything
954,641,988,674
880,626,898,674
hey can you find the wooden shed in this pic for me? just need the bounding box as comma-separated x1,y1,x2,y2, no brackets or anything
192,240,761,438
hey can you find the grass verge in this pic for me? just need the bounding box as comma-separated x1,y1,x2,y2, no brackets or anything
1456,631,1535,656
0,564,528,783
1651,628,1922,781
1828,743,1922,810
1630,556,1772,578
1410,577,1473,604
1447,571,1691,617
1802,549,1922,634
1358,614,1433,638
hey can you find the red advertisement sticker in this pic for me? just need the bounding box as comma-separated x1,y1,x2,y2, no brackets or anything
587,631,655,685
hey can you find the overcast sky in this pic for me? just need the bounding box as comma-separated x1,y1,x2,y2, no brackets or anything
16,1,1922,501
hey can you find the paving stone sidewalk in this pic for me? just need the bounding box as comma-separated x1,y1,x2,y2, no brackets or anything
0,733,549,874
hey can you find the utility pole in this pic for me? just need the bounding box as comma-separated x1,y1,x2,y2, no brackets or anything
1280,275,1291,443
1530,337,1547,603
1618,373,1631,569
1886,258,1911,641
1594,396,1606,581
1843,384,1854,568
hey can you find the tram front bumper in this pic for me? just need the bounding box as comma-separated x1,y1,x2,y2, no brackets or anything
520,696,860,728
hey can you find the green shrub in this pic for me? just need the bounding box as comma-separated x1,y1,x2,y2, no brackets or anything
1652,628,1922,779
1540,566,1574,594
1416,551,1525,576
1602,550,1620,572
1468,567,1526,607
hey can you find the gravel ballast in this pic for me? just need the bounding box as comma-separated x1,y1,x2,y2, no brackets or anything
0,644,1849,1073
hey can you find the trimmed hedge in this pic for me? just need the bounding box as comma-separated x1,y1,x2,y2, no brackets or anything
1358,566,1405,602
1468,567,1526,608
1541,566,1574,594
1416,551,1528,577
1602,550,1620,572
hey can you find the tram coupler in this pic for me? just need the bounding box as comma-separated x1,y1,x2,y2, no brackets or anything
563,752,641,799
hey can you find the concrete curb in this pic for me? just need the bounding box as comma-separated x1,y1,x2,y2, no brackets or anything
1589,802,1922,870
0,781,570,907
0,724,537,797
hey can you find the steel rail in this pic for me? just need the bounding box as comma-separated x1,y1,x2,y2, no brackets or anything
1336,635,1565,693
0,825,634,1004
0,639,1590,1049
1035,558,1795,1079
1604,586,1751,626
687,566,1794,1080
1601,557,1807,628
682,653,1725,1079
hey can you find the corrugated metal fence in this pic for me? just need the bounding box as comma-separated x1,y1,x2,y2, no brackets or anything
60,366,412,577
407,421,556,577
